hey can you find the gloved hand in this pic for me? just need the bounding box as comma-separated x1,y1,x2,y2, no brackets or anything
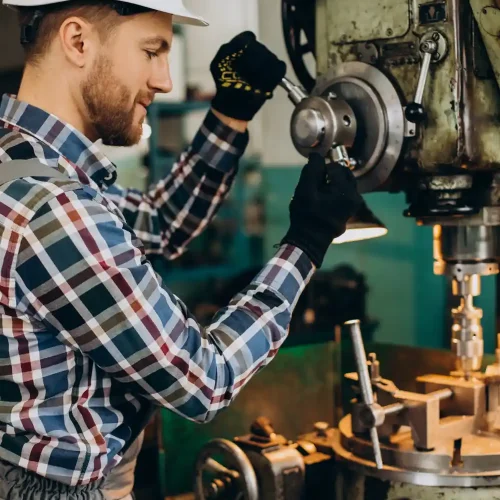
281,154,364,268
210,31,287,121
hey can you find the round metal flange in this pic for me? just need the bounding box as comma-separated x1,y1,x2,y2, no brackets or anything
314,62,405,193
332,418,500,487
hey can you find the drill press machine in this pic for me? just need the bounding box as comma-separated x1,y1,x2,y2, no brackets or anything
279,0,500,495
192,1,500,498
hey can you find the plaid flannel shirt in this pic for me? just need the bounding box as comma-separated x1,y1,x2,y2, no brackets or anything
0,94,314,486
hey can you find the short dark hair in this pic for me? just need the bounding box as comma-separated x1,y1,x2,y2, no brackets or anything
18,0,149,65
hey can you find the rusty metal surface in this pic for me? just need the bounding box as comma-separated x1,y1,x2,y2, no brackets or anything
326,0,410,44
316,0,500,176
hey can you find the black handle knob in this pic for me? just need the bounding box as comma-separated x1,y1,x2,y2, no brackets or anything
250,416,276,438
405,102,427,124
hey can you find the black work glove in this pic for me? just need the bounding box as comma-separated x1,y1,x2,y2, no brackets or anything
281,154,364,268
210,31,287,121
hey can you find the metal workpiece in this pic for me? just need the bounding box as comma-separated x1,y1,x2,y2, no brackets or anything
451,275,481,297
341,327,500,487
451,295,484,375
338,366,500,486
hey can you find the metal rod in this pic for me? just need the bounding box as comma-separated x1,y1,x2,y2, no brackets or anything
346,319,374,405
415,51,432,104
431,388,454,401
279,77,308,105
203,458,239,478
345,319,383,469
370,427,383,469
383,402,405,416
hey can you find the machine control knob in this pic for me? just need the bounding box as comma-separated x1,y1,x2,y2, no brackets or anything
291,108,326,148
250,416,277,440
313,421,330,437
405,102,427,124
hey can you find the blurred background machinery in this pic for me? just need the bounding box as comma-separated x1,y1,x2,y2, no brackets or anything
192,1,500,498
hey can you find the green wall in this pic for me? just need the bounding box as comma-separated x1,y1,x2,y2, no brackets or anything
263,166,496,353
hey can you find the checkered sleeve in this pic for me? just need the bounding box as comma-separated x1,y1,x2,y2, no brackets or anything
104,110,249,259
15,188,315,423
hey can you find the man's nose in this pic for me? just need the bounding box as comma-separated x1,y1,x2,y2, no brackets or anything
150,60,173,94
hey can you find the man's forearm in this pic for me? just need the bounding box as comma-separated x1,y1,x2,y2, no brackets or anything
103,110,249,259
211,108,249,133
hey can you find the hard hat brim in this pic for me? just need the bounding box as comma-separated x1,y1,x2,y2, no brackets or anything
3,0,209,26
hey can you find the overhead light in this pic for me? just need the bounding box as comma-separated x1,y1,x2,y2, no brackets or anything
333,199,388,244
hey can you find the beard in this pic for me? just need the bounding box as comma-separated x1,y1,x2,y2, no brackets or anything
81,54,146,147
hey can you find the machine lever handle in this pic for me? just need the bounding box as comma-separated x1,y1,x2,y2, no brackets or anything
405,39,438,124
345,319,384,469
279,76,308,106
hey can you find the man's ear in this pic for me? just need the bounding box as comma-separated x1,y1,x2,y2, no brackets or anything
58,16,96,68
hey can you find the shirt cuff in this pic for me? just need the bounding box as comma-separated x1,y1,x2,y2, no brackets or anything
191,110,250,173
253,244,315,309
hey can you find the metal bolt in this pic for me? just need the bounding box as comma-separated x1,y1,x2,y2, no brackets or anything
432,32,440,41
386,28,393,36
421,40,438,53
328,91,337,100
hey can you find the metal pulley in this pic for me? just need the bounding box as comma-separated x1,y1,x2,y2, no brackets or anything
280,62,405,192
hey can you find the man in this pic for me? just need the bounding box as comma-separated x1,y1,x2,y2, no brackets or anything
0,0,362,498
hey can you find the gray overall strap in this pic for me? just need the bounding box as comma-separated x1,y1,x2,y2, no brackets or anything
0,159,68,185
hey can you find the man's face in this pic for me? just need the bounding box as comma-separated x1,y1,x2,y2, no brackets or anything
81,11,173,146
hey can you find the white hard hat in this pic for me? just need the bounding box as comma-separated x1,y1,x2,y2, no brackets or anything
3,0,209,26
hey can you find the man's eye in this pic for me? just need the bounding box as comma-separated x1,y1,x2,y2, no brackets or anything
145,50,158,59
